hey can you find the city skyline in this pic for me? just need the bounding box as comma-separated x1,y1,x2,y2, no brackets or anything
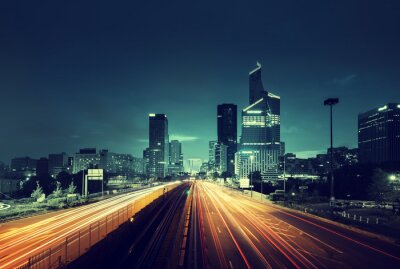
1,2,400,268
1,0,400,163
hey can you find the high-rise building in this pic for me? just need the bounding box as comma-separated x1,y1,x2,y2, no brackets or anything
249,62,264,104
215,142,228,174
358,103,400,164
236,62,281,180
148,114,169,179
208,141,217,169
143,148,150,176
185,158,203,174
48,152,68,176
217,104,237,175
100,149,135,175
132,157,145,175
168,140,183,175
73,148,100,173
36,158,49,177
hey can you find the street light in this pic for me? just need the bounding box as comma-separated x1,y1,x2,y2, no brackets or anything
324,98,339,206
389,175,396,181
250,155,254,198
283,155,286,194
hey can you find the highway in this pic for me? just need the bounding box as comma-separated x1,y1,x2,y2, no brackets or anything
118,182,191,269
0,183,177,269
187,181,400,269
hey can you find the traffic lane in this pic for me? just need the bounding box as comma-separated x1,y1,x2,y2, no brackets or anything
201,182,309,269
227,192,400,268
132,184,190,268
268,208,400,268
202,183,400,269
0,193,146,269
0,187,153,237
197,183,248,269
236,204,350,269
0,189,150,248
203,183,317,269
0,185,171,268
186,184,198,269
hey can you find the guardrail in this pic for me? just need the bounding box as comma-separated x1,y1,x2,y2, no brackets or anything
16,183,180,269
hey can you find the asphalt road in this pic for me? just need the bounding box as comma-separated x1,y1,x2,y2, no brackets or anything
118,182,191,269
187,181,400,269
0,183,176,269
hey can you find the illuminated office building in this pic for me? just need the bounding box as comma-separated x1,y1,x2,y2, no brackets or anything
236,62,281,180
358,103,400,164
217,104,237,174
148,114,169,178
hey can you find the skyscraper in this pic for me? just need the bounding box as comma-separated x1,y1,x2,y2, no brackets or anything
208,141,217,169
249,62,264,104
148,114,169,179
168,140,183,175
217,104,237,175
236,62,281,180
215,142,228,174
358,103,400,164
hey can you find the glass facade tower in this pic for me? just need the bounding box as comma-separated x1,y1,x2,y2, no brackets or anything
217,104,237,175
148,114,169,179
236,63,281,180
358,103,400,164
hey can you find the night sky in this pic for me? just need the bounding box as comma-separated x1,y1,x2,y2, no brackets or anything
1,0,399,163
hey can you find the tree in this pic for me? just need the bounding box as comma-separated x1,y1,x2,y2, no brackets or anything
212,172,219,180
249,171,262,183
52,181,63,198
220,171,232,181
31,181,43,200
67,181,77,194
57,171,72,189
368,168,391,204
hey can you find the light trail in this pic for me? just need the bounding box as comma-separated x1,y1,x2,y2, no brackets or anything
193,181,400,269
276,209,400,261
197,184,228,269
0,184,175,269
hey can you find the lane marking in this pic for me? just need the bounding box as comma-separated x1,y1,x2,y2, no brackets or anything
277,210,400,261
229,260,234,269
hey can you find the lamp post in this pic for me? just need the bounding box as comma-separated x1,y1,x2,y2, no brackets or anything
324,98,339,206
283,156,286,193
250,155,254,198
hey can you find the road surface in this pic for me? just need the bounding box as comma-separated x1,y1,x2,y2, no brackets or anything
0,183,176,269
186,181,400,269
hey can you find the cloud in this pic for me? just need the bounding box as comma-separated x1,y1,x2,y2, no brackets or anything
170,135,199,142
137,134,199,143
295,150,325,158
333,74,357,85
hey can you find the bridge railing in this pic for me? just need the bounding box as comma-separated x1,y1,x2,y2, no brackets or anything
16,184,179,269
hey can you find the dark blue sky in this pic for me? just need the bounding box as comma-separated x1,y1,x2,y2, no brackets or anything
1,0,399,163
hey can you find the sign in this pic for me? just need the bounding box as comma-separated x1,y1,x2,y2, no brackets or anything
87,169,103,180
240,178,250,188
